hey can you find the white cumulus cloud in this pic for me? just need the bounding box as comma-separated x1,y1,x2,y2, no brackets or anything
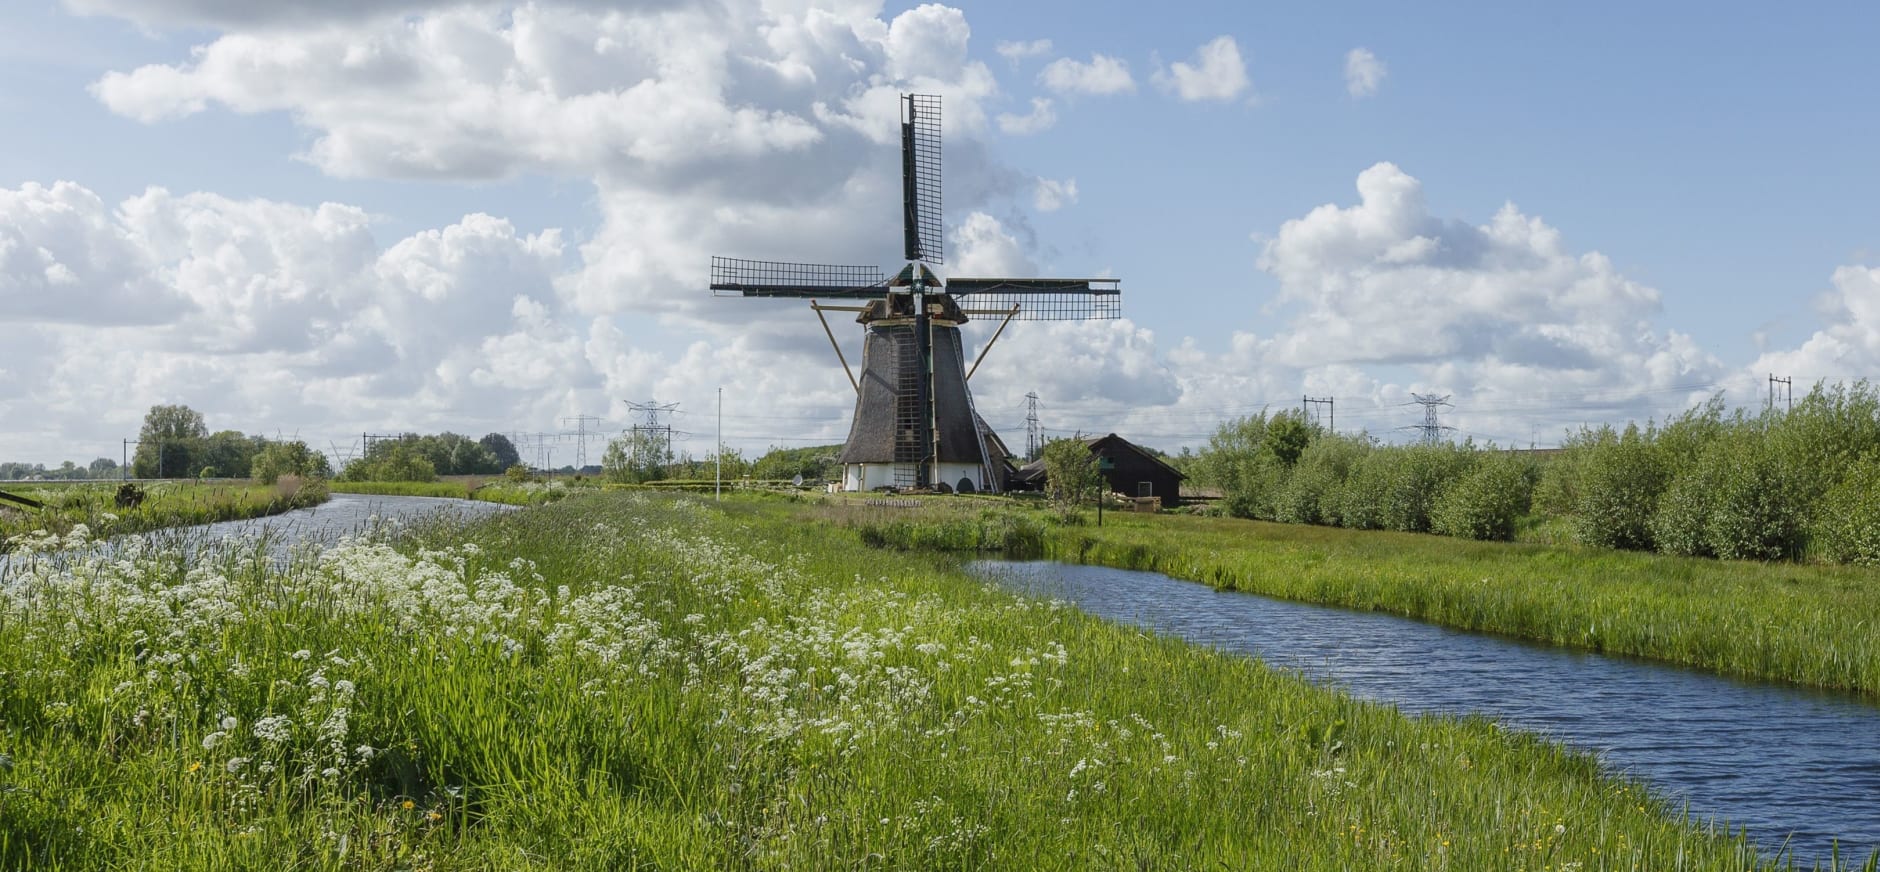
995,38,1052,62
1032,177,1078,212
1345,47,1386,98
1153,36,1250,103
997,97,1056,135
1038,52,1136,96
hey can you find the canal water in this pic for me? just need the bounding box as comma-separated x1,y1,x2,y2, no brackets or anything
183,492,518,548
972,559,1880,865
2,494,517,576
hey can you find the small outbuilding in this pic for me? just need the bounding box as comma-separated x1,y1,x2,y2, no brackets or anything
1010,433,1185,508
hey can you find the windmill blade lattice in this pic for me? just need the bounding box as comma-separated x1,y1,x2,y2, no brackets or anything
901,94,943,264
710,256,887,298
946,277,1122,320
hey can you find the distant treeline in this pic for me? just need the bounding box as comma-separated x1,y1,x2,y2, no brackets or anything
340,432,522,482
1191,380,1880,565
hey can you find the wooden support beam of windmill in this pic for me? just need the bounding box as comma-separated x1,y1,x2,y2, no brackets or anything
810,301,860,394
965,305,1022,382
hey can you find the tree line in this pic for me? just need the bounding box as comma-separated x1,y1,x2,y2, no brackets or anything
1189,380,1880,565
337,432,522,482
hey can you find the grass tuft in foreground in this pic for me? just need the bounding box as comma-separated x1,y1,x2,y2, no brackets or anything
0,492,1862,868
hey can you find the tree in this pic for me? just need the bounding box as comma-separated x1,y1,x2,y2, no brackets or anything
132,404,207,478
201,431,265,480
252,440,332,484
88,457,118,479
1263,410,1314,466
341,444,436,482
602,430,674,483
480,433,521,470
1041,436,1102,515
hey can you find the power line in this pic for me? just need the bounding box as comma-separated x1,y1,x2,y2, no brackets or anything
560,415,606,470
1026,392,1042,456
1403,393,1455,444
1302,395,1334,432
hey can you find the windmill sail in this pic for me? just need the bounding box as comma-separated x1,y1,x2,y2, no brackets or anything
710,256,886,298
946,277,1122,320
901,94,943,264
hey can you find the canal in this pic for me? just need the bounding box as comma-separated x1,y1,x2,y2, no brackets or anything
972,559,1880,865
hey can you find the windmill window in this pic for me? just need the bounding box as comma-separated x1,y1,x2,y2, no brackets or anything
1137,482,1153,497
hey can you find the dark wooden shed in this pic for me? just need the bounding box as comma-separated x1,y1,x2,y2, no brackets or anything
1010,433,1185,508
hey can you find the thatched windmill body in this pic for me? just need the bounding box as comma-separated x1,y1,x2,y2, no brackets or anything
712,94,1121,493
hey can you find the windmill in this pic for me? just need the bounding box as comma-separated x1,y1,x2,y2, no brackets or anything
711,94,1121,493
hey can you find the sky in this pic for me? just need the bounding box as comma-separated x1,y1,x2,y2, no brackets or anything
3,0,1879,467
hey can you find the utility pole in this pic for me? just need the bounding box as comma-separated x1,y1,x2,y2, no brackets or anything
1404,394,1454,444
1768,374,1792,414
622,400,680,481
1303,395,1335,433
716,387,723,501
1024,391,1042,460
560,415,606,471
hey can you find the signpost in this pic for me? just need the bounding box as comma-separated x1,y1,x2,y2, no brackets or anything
1096,456,1114,527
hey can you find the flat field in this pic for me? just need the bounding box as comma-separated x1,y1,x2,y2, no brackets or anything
0,491,1840,869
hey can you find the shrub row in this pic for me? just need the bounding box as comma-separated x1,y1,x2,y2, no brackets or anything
1194,381,1880,563
1192,411,1536,542
1544,383,1880,562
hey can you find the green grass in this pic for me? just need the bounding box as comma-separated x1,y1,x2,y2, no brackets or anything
331,478,587,506
330,480,475,499
0,478,329,552
1,491,1863,869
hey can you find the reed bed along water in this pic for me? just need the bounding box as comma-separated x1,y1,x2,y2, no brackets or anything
330,478,578,506
2,491,1860,869
839,501,1880,698
0,479,329,553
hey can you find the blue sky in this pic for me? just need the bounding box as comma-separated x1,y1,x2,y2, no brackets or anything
2,0,1877,465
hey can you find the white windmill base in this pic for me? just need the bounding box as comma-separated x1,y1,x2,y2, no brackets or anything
843,462,992,494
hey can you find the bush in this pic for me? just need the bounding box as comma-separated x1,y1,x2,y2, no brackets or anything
1432,453,1533,541
1649,454,1719,558
1702,430,1807,561
1378,443,1474,534
1274,435,1367,526
1332,450,1395,531
1221,453,1289,521
1572,424,1665,551
1815,452,1880,565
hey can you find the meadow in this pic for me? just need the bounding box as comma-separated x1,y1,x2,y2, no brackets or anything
0,478,328,553
836,500,1880,698
1,490,1863,869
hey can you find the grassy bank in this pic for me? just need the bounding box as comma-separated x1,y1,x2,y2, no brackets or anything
840,501,1880,697
330,478,581,506
0,478,328,552
329,480,475,499
0,491,1850,868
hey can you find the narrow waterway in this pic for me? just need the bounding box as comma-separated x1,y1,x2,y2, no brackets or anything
184,493,518,548
971,559,1880,866
2,494,516,576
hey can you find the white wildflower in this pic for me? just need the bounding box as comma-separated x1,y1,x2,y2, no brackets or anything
226,757,249,773
220,715,238,730
253,714,293,743
291,649,312,661
201,731,227,751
